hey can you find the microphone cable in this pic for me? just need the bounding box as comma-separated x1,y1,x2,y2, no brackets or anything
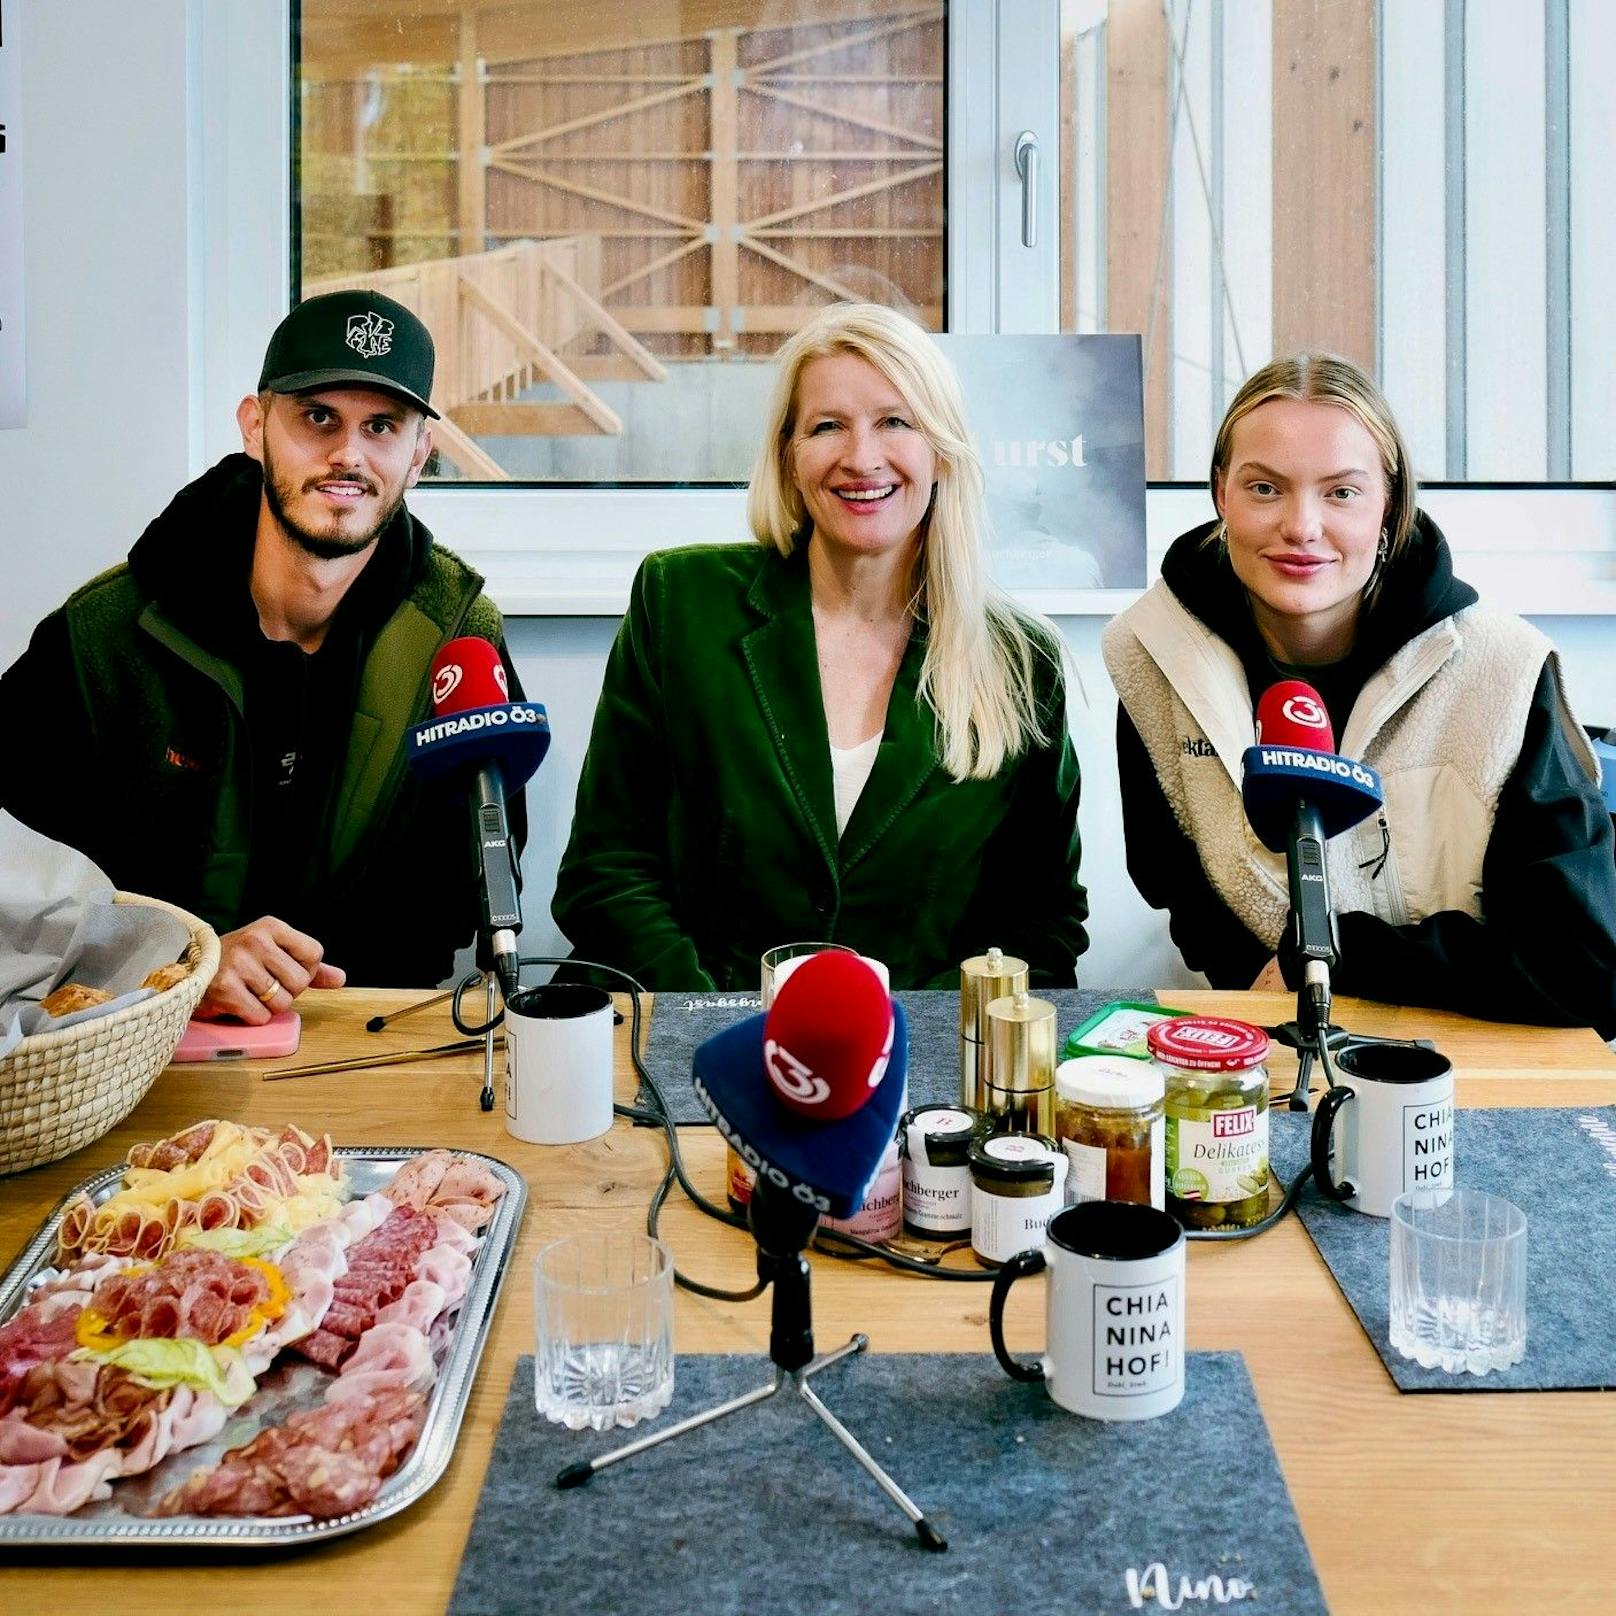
468,960,1310,1284
490,957,766,1304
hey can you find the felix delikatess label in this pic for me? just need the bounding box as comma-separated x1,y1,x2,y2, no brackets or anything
1166,1104,1269,1205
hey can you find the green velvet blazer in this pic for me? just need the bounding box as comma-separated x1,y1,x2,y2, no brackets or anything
552,543,1089,991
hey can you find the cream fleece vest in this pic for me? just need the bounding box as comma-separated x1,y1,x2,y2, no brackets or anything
1102,584,1597,950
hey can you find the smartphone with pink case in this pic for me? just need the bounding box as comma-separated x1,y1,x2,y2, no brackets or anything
171,1009,302,1062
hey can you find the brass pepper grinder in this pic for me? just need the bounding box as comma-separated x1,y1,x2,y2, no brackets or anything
959,947,1028,1110
983,989,1058,1135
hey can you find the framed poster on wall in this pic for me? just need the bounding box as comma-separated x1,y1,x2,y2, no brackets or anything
0,0,23,430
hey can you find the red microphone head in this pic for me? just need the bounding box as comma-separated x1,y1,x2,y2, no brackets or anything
430,637,509,716
762,952,894,1121
1254,680,1334,752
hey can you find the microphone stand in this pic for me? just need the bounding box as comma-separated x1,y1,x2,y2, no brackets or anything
365,936,507,1112
1267,802,1353,1111
555,1182,948,1552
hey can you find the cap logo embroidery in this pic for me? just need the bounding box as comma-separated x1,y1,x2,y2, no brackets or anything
345,311,395,359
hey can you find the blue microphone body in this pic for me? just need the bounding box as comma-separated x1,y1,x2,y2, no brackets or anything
692,1000,909,1221
1240,744,1383,853
406,701,551,790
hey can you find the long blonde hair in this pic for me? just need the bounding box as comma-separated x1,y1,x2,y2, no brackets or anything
1210,352,1419,585
747,302,1053,780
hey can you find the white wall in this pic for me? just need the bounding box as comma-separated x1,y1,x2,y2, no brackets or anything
0,0,197,662
2,3,1611,994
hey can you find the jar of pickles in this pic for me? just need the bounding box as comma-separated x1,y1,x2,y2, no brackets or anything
1053,1056,1165,1209
1148,1017,1271,1230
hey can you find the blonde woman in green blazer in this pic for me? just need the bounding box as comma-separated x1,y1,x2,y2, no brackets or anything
553,303,1088,991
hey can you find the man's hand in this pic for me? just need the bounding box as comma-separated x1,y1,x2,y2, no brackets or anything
1250,956,1288,993
196,916,347,1023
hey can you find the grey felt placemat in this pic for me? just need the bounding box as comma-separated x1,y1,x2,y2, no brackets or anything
449,1351,1326,1616
1294,1105,1616,1391
637,987,1160,1124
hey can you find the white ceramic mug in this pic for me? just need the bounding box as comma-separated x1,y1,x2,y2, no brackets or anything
1310,1042,1455,1217
989,1201,1186,1421
504,984,614,1145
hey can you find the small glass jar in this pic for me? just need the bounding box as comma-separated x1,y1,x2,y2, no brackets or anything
968,1132,1068,1267
1149,1017,1272,1230
900,1104,987,1238
1053,1056,1165,1209
821,1137,902,1244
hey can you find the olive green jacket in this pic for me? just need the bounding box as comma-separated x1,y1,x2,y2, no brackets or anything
552,543,1088,991
0,455,510,986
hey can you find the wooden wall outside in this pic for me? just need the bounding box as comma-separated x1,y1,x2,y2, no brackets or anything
1067,0,1379,477
300,3,944,361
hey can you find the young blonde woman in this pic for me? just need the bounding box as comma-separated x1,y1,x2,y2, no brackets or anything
1104,352,1616,1035
553,302,1088,990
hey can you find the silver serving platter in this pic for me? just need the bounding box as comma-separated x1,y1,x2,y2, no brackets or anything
0,1146,526,1547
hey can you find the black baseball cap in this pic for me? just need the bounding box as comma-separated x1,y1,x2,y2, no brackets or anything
258,290,440,418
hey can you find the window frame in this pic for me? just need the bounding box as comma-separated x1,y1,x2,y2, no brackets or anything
196,2,1616,618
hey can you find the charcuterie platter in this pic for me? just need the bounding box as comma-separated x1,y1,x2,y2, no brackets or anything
0,1122,524,1546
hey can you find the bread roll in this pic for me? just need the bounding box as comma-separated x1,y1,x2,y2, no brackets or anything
39,983,114,1017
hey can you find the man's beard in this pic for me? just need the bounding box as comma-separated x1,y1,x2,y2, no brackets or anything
261,444,408,561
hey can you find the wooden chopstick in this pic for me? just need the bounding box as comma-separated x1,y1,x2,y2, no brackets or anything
262,1037,503,1082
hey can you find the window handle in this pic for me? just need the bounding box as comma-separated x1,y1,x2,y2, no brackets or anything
1014,131,1039,249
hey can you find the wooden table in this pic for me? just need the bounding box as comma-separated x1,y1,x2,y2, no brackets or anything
4,988,1614,1614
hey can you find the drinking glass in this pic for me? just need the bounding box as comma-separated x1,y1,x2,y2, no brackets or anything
534,1231,674,1430
760,941,857,1008
1389,1188,1527,1375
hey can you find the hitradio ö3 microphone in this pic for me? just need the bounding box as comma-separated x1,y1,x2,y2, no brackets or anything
694,951,904,1221
559,954,945,1551
406,636,550,999
1241,681,1383,1100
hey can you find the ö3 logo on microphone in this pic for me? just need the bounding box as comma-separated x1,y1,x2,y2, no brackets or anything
1280,694,1328,731
431,663,464,707
763,1038,831,1109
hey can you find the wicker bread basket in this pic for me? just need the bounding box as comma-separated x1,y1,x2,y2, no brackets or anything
0,892,221,1175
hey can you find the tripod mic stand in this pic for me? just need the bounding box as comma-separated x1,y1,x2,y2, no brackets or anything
364,938,507,1112
555,1184,948,1552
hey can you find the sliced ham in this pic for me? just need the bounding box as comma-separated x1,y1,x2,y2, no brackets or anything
325,1333,434,1406
0,1451,122,1516
0,1415,69,1465
374,1279,448,1334
416,1246,472,1306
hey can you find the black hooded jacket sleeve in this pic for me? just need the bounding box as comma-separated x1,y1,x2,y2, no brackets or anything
1329,660,1616,1038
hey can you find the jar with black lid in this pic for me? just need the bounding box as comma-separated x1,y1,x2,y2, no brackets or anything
900,1104,987,1238
968,1132,1068,1267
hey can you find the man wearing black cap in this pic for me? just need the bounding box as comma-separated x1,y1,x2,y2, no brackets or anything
0,291,526,1019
